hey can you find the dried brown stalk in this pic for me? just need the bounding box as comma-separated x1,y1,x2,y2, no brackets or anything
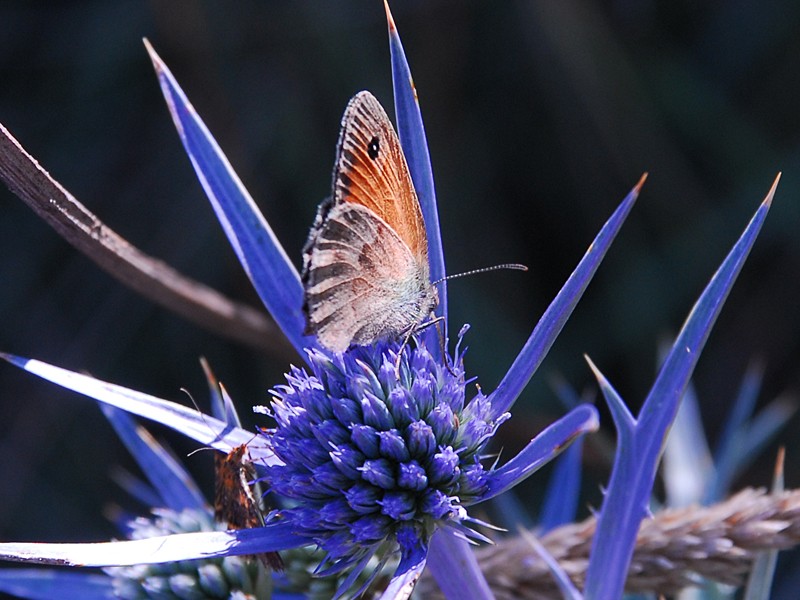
0,122,292,358
416,488,800,599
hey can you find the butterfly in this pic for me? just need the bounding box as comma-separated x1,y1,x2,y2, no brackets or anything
214,444,284,571
302,90,438,353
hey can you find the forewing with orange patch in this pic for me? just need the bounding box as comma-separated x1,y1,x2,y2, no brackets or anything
333,90,428,262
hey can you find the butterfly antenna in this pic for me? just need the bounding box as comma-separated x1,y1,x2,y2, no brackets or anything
431,263,528,286
181,387,225,457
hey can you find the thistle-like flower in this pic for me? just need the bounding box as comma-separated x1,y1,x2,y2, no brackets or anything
0,1,778,599
263,335,507,579
0,4,607,598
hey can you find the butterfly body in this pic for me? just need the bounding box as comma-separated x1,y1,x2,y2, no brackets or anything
302,91,437,352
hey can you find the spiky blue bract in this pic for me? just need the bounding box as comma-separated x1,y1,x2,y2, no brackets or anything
518,529,582,600
744,449,784,600
488,175,645,420
101,404,207,512
264,337,506,578
709,361,764,502
662,384,713,508
708,362,796,504
583,178,777,600
426,529,493,600
385,5,486,592
539,379,588,531
202,358,244,429
539,439,584,532
143,40,314,356
0,521,301,568
385,1,447,329
0,353,274,464
103,509,276,600
0,570,114,600
481,404,598,500
377,541,427,600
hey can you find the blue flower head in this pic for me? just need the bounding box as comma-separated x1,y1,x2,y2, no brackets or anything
264,334,508,574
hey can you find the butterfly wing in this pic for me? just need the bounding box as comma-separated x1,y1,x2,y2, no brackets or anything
302,91,436,352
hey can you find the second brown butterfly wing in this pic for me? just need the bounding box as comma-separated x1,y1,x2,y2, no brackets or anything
214,445,284,571
302,202,434,352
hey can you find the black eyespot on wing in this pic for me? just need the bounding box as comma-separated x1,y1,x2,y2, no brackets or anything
367,136,380,160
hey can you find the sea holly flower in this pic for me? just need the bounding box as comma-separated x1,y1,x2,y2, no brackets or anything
0,5,608,598
0,3,778,600
262,336,510,578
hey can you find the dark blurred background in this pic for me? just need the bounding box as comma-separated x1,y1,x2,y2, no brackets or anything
1,1,799,596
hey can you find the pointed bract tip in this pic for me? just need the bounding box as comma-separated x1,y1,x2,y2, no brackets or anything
774,446,786,480
0,352,27,368
633,172,648,194
583,355,613,400
199,355,212,375
143,38,164,73
763,172,781,208
384,0,397,33
583,354,602,380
